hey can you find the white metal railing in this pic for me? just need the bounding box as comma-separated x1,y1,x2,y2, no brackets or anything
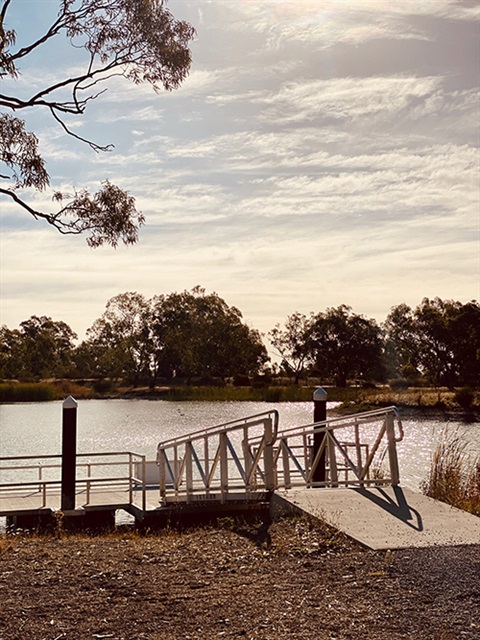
271,406,404,489
155,407,404,503
0,452,147,512
156,411,279,503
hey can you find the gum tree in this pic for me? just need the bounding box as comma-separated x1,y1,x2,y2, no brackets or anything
385,298,480,388
309,305,384,387
0,315,78,379
268,312,314,384
85,292,153,385
152,287,269,382
0,0,195,246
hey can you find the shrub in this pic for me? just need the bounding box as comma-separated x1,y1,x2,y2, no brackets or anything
389,378,410,391
454,388,475,410
93,379,115,394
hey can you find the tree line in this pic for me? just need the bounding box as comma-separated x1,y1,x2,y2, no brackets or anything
0,288,478,389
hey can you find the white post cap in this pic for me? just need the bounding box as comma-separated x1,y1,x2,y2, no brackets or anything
313,387,328,401
63,395,78,409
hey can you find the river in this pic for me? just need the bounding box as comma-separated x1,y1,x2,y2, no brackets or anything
1,399,479,491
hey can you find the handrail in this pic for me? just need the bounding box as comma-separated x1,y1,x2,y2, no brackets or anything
270,406,403,438
0,451,144,463
0,476,134,489
1,407,404,512
0,451,147,512
157,410,279,447
272,406,403,489
156,411,279,503
155,406,403,502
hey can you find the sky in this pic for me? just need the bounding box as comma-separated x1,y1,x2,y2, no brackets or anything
1,0,479,347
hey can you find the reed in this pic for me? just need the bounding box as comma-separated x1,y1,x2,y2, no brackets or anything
0,381,93,402
0,383,57,402
421,438,480,516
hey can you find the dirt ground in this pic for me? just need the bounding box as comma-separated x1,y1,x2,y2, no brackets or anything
0,517,479,640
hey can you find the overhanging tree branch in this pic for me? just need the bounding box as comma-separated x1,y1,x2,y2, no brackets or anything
0,0,195,246
0,183,145,247
49,106,113,152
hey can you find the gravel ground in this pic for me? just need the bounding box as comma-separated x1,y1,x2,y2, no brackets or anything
0,517,479,640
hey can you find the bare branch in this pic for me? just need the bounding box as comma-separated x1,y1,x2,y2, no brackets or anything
1,0,12,22
49,107,113,152
1,186,51,224
8,12,69,63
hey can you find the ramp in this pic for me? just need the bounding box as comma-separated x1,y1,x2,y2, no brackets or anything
272,487,480,550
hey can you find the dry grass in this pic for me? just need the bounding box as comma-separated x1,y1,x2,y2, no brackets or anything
421,438,480,516
1,518,479,640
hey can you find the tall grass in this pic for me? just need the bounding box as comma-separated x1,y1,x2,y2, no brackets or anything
0,381,93,403
421,438,480,516
0,383,57,402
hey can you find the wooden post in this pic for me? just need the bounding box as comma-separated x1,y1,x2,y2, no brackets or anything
312,388,327,485
61,396,77,511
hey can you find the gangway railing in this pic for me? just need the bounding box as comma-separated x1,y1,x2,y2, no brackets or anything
156,411,279,504
155,407,403,503
0,452,147,512
271,406,403,489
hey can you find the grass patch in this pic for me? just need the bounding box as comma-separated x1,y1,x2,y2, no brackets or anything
421,438,480,516
0,383,57,402
0,381,94,402
1,380,478,409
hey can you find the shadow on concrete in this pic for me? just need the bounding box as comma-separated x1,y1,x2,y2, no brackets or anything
353,486,424,531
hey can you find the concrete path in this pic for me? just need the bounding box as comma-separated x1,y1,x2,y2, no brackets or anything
272,486,480,550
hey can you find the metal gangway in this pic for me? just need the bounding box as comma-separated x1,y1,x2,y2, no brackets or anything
156,406,404,505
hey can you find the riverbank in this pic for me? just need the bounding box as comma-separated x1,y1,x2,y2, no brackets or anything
1,516,479,640
1,381,478,416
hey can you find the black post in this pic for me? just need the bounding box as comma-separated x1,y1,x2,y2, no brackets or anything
61,396,78,511
312,388,327,485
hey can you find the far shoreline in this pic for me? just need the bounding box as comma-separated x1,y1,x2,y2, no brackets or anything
0,381,479,421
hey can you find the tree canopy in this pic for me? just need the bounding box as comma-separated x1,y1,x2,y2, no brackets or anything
0,0,195,246
82,287,269,386
152,287,269,382
385,298,480,388
309,305,383,387
269,312,314,385
0,315,77,379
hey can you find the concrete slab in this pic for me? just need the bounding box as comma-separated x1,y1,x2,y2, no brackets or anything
272,487,480,550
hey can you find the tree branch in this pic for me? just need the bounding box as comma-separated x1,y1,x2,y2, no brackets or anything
8,12,68,63
49,107,114,152
0,0,12,22
1,181,145,247
0,186,75,232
